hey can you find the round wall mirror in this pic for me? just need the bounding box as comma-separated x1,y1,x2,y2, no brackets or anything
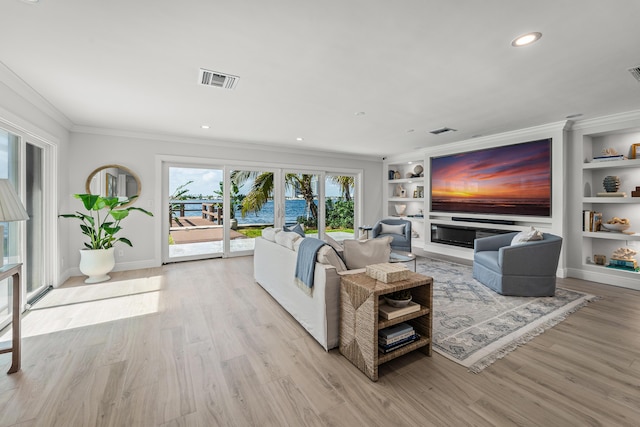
85,164,141,207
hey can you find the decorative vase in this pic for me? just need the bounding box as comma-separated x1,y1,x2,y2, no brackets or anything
603,175,621,193
394,204,406,215
79,247,115,284
393,171,401,179
388,170,395,180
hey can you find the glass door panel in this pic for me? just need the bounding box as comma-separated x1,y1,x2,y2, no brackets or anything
324,174,355,241
0,130,19,328
167,166,224,261
229,169,275,254
26,143,45,298
284,172,319,237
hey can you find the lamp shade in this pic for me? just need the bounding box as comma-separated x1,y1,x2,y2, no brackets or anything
0,179,29,222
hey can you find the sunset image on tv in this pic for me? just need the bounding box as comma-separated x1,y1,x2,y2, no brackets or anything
430,138,551,217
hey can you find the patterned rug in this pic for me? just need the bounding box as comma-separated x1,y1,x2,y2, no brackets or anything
415,257,598,373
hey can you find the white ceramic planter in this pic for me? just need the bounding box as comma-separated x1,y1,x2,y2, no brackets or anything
79,247,115,284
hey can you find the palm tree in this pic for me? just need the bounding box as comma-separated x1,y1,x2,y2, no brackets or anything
231,170,318,221
329,175,354,201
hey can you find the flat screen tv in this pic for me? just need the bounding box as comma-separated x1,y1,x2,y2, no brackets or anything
430,138,551,217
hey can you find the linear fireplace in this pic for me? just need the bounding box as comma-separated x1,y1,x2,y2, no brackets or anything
430,224,513,249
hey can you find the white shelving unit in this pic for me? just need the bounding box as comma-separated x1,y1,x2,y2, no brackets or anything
574,121,640,289
385,159,426,249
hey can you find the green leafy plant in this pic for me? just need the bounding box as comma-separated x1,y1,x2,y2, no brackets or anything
60,194,153,249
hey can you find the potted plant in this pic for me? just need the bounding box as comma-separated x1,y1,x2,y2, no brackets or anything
60,194,153,283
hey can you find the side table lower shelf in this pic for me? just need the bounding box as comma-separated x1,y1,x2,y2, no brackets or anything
339,271,433,381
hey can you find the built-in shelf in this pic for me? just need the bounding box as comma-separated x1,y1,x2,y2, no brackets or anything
389,197,424,202
387,178,424,184
582,158,640,169
583,197,640,203
582,231,640,241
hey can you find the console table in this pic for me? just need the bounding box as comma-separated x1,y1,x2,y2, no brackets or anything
339,271,432,381
0,263,23,374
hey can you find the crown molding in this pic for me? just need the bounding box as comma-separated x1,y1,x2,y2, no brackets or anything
0,60,73,130
71,125,383,163
570,109,640,134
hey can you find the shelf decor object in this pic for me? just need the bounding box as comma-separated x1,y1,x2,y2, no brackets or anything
603,175,621,192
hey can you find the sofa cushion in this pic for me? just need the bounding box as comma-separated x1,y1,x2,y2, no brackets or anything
275,230,301,250
511,226,543,246
380,223,405,235
342,236,392,270
261,227,282,242
317,245,347,272
284,223,305,237
323,234,344,258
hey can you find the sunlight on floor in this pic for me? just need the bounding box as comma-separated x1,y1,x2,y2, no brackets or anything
0,275,163,341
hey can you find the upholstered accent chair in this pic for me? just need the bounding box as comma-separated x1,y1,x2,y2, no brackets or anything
472,231,562,297
371,219,412,252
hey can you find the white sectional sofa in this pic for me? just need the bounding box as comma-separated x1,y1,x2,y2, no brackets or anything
253,230,391,351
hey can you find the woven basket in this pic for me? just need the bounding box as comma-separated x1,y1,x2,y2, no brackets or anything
365,262,409,283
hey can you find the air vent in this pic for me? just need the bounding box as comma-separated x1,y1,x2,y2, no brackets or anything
628,65,640,82
429,127,457,135
198,68,239,89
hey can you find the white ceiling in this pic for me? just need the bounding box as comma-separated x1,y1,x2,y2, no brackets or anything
2,0,640,157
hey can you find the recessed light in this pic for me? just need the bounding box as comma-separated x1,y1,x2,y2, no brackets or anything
406,129,415,133
20,0,39,3
511,32,542,47
355,111,366,116
201,125,210,129
296,137,304,141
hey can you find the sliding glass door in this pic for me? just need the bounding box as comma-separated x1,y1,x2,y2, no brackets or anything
161,157,361,261
0,128,50,328
166,165,225,262
324,174,356,241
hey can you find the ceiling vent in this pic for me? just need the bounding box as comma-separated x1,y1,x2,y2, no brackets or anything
198,68,239,89
628,65,640,82
429,127,457,135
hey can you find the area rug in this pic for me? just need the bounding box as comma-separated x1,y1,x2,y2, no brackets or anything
415,257,598,373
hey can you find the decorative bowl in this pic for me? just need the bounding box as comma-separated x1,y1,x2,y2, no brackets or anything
602,223,631,232
384,295,412,307
394,204,406,215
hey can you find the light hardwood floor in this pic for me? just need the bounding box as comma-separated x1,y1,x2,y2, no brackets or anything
0,256,638,426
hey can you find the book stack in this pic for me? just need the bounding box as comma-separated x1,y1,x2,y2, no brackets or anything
591,154,626,162
378,323,419,354
583,210,603,231
378,301,421,320
607,258,639,271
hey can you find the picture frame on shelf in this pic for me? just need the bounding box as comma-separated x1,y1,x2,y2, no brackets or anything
631,143,640,159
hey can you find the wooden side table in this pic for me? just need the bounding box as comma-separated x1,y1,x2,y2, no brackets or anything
339,271,432,381
0,263,22,374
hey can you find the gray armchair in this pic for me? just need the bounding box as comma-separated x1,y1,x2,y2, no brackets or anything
472,232,562,297
372,219,412,252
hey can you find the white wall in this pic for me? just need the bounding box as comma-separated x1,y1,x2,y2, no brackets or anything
65,130,383,275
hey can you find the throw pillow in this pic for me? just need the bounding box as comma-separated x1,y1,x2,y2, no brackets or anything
317,245,347,272
380,223,405,235
342,236,392,270
323,234,344,257
511,226,544,246
275,230,301,250
284,223,305,237
261,227,282,242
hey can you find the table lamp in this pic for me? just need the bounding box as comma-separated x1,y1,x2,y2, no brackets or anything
0,179,29,268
